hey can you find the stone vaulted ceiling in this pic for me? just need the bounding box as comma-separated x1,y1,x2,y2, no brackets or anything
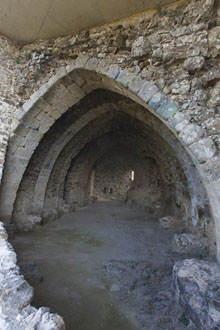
0,0,176,42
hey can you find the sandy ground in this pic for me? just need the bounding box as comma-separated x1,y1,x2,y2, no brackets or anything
12,201,197,330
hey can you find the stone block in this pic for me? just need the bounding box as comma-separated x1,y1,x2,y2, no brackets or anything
68,70,85,87
16,108,26,121
26,118,40,130
14,124,30,138
0,197,17,218
171,80,191,94
14,147,33,160
175,119,189,133
10,118,20,132
116,69,137,88
191,77,203,90
82,83,100,94
96,59,113,75
24,138,39,151
148,91,168,110
172,234,209,255
25,129,42,143
190,138,216,163
208,27,220,58
107,64,120,80
85,58,99,71
138,81,159,103
4,163,25,179
128,76,145,94
173,259,220,329
29,85,49,105
36,112,55,128
35,99,53,114
156,100,178,119
22,99,36,114
152,47,163,60
131,36,151,57
66,61,77,73
183,56,205,72
61,75,74,89
171,26,191,37
43,83,77,111
179,123,203,145
45,67,67,89
67,83,86,99
75,54,89,68
38,123,50,134
48,108,61,120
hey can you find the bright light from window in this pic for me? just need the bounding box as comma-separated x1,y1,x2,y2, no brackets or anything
131,170,135,181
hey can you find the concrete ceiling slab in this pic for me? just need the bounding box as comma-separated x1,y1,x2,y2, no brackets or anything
0,0,55,42
0,0,177,42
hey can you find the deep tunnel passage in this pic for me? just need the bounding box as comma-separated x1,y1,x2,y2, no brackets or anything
2,81,214,329
11,89,194,229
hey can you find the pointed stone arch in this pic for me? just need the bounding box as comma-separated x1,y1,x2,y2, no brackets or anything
0,55,216,257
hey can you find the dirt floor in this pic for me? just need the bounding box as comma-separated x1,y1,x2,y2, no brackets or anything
12,201,197,330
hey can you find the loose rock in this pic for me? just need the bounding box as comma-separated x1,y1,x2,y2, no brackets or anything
26,215,42,230
173,259,220,330
131,37,151,57
172,234,209,256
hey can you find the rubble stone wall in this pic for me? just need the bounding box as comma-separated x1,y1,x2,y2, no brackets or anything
92,154,133,201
